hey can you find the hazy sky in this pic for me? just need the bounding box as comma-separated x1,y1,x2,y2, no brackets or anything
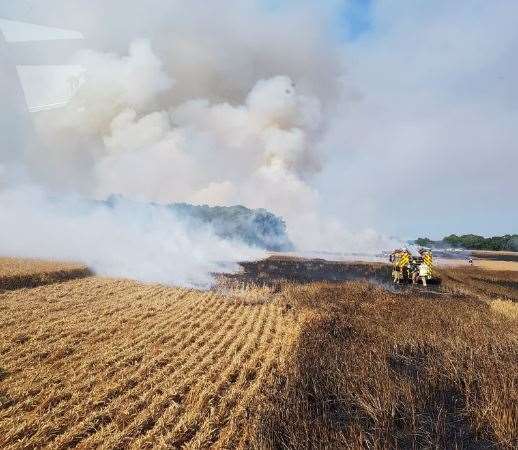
1,1,517,240
321,0,518,239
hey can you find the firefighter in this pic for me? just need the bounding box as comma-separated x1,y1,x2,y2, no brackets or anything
408,257,418,284
419,261,429,286
411,267,419,284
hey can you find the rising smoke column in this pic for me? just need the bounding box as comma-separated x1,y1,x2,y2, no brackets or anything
1,2,396,286
31,35,387,253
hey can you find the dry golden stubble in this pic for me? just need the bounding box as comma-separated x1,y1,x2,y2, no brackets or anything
0,257,516,449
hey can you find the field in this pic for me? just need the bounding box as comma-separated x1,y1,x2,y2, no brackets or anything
471,250,518,262
469,250,518,272
0,257,91,291
0,256,517,448
472,259,518,272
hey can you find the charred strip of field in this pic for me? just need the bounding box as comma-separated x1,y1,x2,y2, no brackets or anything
219,256,390,287
472,251,518,262
0,267,93,291
439,266,518,301
221,257,518,302
0,257,92,291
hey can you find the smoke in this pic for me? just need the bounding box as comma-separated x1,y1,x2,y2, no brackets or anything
0,185,262,287
1,1,397,286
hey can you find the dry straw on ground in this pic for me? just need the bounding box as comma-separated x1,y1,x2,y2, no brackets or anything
250,281,517,449
0,276,285,449
490,298,518,321
0,256,516,449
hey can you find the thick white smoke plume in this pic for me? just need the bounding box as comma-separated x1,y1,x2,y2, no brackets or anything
0,186,262,287
1,2,395,285
31,38,389,250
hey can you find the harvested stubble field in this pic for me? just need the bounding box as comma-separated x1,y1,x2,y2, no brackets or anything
0,256,517,449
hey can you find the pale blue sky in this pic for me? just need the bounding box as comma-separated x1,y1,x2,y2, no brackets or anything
316,1,518,239
340,0,373,40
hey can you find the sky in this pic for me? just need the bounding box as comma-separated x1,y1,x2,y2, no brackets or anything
1,0,517,241
321,0,518,239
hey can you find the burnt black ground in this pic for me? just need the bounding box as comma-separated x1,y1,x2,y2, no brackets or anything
219,256,445,297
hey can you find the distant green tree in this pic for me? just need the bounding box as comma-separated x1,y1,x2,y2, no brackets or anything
415,237,435,247
414,234,518,251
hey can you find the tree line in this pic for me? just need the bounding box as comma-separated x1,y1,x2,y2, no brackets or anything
415,234,518,251
102,195,294,252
